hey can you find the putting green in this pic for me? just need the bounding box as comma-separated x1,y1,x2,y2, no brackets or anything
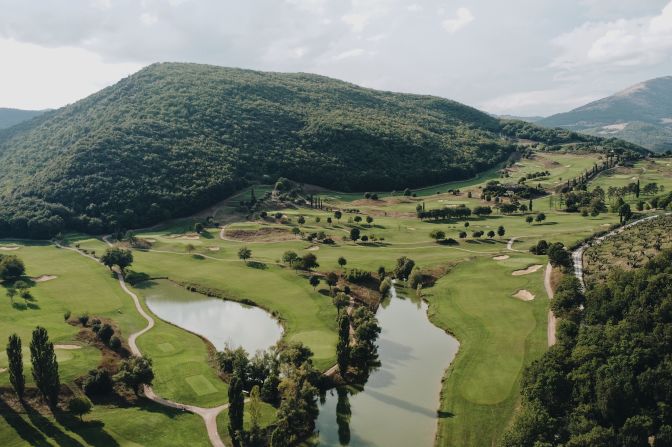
185,374,218,396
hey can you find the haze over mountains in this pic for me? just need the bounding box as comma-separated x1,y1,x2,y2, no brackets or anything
0,108,45,129
539,77,672,153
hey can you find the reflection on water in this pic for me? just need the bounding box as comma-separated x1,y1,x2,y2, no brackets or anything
315,287,459,446
144,280,283,354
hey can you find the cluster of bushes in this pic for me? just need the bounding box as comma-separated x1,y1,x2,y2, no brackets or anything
343,268,373,284
482,180,545,199
76,315,122,351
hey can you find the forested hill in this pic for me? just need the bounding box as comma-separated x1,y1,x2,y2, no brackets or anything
0,63,644,238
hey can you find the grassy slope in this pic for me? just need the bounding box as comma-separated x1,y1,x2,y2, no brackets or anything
427,255,548,446
0,244,214,445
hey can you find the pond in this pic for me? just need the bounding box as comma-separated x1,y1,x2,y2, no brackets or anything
314,286,459,446
143,280,283,354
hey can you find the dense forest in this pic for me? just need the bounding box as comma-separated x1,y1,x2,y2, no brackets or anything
0,63,646,238
503,250,672,447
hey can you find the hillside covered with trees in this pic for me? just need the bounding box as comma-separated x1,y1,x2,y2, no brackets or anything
504,250,672,446
0,63,645,238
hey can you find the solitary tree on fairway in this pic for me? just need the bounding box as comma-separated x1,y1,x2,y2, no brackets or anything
487,230,496,239
68,396,92,422
298,215,306,225
338,256,347,268
526,215,534,225
228,373,245,446
366,216,373,225
497,226,506,237
309,275,321,290
282,250,300,269
101,248,133,273
301,253,319,271
349,228,361,242
535,213,546,224
334,211,342,222
238,247,252,264
30,326,60,407
7,334,25,399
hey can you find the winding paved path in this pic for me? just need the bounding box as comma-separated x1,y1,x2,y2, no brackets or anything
61,237,229,447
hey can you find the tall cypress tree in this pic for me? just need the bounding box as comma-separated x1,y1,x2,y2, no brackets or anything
228,373,245,446
7,334,25,400
30,326,60,407
337,313,350,376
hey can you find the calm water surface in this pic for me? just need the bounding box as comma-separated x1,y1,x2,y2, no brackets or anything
315,286,459,447
144,280,283,353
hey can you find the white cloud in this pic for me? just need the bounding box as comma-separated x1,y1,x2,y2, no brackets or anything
442,7,474,33
551,1,672,70
0,38,141,109
140,13,158,26
407,4,422,12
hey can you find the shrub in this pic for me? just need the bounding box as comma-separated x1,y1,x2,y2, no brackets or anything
344,269,372,284
97,324,114,344
109,336,121,350
125,270,150,286
82,368,113,395
63,310,71,321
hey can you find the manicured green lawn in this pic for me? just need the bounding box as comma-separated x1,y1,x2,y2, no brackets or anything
426,255,548,446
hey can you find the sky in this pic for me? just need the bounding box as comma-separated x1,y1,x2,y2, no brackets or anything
1,0,671,116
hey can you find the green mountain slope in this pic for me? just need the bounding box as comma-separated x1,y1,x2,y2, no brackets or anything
539,76,672,153
0,63,644,238
0,107,44,129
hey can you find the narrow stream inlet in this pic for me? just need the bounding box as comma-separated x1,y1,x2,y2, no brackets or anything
315,286,459,446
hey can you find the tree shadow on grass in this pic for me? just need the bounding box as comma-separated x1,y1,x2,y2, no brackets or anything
54,411,120,447
23,401,86,447
437,410,455,419
0,397,51,447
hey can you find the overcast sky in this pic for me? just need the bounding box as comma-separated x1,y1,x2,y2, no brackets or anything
1,0,671,116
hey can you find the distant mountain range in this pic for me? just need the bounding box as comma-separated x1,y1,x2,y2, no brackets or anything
538,76,672,153
497,114,544,123
0,108,45,129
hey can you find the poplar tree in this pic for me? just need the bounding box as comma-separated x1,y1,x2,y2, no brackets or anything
30,326,60,407
228,373,245,446
7,334,25,399
337,313,350,376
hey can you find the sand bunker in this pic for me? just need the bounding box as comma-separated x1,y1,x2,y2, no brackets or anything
145,238,157,243
179,235,200,240
0,246,19,251
54,344,82,350
208,246,220,251
0,368,6,373
34,275,57,282
307,245,320,251
512,264,543,276
513,290,535,301
493,255,510,261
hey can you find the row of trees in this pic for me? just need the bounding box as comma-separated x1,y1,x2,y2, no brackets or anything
6,327,60,407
